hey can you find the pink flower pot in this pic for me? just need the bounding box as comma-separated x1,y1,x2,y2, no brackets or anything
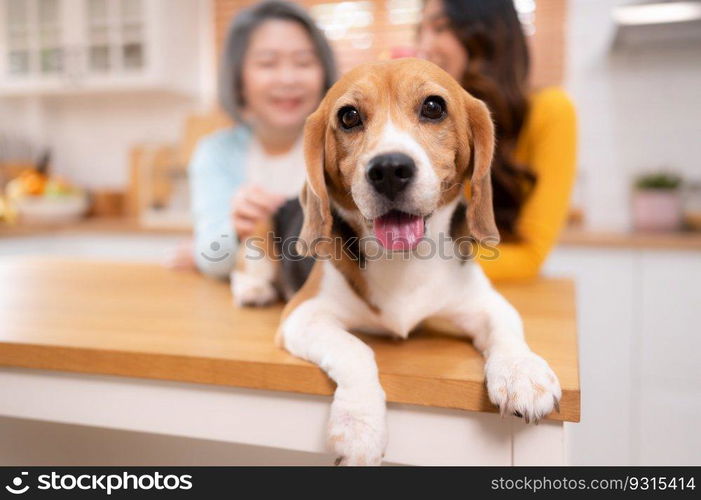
632,189,682,231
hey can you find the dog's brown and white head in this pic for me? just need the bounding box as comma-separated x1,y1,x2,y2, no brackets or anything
298,58,498,255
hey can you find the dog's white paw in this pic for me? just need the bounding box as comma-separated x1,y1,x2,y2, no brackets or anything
328,393,387,466
485,350,561,423
231,271,278,307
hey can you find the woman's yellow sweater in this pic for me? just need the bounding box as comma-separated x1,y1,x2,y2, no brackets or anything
477,87,577,280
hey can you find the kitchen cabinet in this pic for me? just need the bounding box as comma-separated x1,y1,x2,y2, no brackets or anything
0,0,200,96
544,245,701,465
637,251,701,464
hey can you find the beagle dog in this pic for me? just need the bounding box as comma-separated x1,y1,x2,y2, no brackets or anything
232,58,561,465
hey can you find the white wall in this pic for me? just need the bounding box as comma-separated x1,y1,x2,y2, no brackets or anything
565,0,701,231
1,90,198,191
40,92,196,189
0,98,47,161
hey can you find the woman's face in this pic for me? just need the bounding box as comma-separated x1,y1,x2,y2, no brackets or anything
241,19,325,132
417,0,468,82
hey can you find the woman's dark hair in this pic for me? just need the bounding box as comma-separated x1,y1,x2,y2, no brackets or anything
220,0,337,124
440,0,536,240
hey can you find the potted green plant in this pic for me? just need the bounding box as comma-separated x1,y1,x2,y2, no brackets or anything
632,172,683,231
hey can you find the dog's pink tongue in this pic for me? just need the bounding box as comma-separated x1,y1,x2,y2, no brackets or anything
373,211,424,251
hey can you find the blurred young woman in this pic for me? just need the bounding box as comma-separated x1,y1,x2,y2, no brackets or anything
418,0,577,279
185,1,335,277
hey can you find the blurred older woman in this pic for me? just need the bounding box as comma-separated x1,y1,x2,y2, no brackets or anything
186,1,336,278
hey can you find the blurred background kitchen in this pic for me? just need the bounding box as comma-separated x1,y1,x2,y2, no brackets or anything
0,0,699,465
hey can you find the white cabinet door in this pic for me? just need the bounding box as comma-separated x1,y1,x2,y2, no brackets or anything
544,246,701,465
0,0,198,96
0,0,68,89
544,247,637,465
34,0,63,77
637,250,701,465
82,0,147,82
0,0,29,80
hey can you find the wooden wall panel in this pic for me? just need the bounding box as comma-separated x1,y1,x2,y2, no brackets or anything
529,0,567,89
213,0,567,89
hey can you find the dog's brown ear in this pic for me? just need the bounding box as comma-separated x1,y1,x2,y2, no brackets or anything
297,106,333,257
463,93,500,244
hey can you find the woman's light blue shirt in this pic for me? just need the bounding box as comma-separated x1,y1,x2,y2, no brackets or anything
189,126,252,279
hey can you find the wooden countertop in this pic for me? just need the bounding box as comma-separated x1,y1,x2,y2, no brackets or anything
0,257,580,422
0,218,189,237
3,217,700,251
559,228,701,251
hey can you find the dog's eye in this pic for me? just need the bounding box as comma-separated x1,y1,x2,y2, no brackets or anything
421,96,446,121
338,106,362,130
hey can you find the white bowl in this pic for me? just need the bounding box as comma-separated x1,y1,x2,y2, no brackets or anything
15,194,89,225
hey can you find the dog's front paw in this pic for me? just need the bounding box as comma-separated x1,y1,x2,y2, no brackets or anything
231,271,278,307
328,393,387,466
485,350,561,423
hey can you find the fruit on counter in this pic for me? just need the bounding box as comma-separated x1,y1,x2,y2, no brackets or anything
6,169,47,198
5,170,81,199
0,195,17,224
2,163,87,225
45,177,81,197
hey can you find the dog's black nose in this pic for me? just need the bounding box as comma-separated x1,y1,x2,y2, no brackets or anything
366,153,416,200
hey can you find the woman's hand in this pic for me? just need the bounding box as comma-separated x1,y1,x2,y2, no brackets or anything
231,184,286,240
163,238,196,271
